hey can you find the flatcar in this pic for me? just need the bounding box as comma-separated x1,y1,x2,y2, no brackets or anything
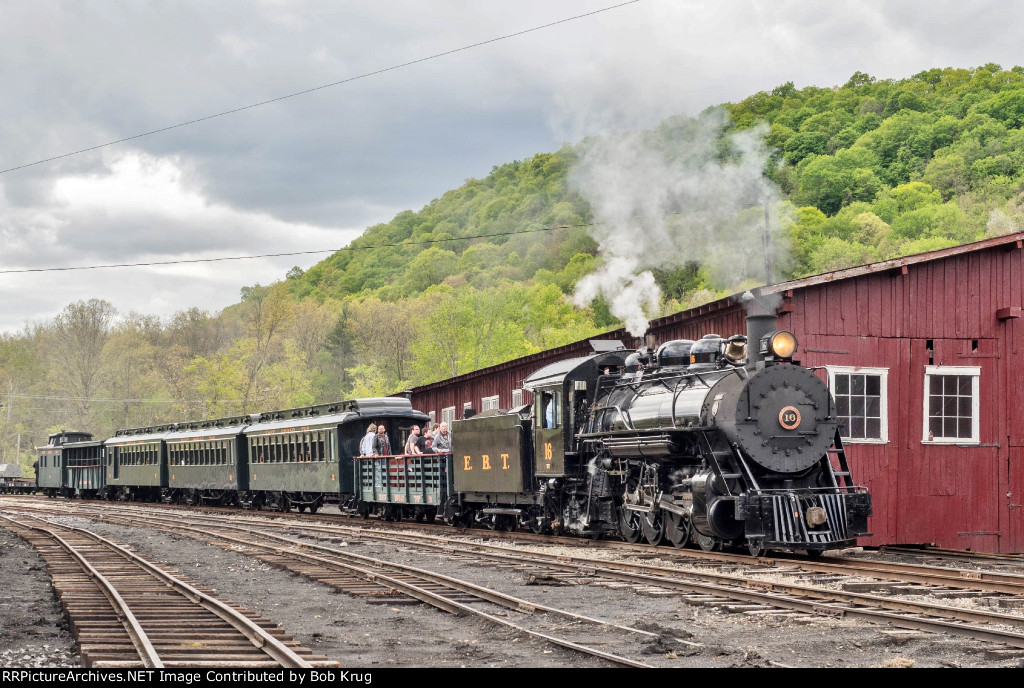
0,463,35,495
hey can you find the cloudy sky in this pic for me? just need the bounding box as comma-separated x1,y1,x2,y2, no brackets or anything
0,0,1020,332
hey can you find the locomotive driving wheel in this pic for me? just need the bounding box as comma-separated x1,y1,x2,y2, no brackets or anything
617,507,643,543
665,512,691,548
640,510,665,546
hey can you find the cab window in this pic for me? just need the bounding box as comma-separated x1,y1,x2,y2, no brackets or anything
537,388,561,429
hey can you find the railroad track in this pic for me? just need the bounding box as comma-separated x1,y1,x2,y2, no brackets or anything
11,498,1024,658
0,513,333,668
3,503,671,668
79,504,1024,650
14,494,1024,578
879,544,1024,564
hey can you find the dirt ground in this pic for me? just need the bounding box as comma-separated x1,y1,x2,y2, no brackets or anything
1,502,1023,668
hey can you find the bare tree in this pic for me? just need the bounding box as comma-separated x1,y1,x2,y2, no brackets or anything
168,307,220,359
288,301,339,366
50,299,117,430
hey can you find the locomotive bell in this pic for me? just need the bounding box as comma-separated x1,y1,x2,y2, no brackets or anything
723,335,747,364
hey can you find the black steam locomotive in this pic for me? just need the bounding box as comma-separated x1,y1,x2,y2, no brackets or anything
443,313,872,556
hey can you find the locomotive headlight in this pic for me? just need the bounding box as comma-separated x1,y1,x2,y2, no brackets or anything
763,330,798,359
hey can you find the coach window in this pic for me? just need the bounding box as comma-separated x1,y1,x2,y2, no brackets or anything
827,367,888,443
923,366,980,444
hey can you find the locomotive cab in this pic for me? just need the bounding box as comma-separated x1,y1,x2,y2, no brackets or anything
521,347,631,536
525,350,631,479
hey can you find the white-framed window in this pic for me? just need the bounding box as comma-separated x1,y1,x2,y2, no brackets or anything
441,406,456,426
428,410,436,425
827,366,888,444
923,366,980,444
511,389,523,407
481,395,500,411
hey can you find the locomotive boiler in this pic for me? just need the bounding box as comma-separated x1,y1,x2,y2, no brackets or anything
446,312,872,556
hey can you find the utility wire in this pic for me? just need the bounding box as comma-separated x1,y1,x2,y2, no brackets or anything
4,393,210,404
0,206,711,275
0,1,640,176
0,220,592,274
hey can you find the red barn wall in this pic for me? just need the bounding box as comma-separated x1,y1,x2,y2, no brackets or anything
780,242,1024,552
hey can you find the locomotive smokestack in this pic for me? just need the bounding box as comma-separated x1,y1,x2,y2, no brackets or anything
746,314,776,370
740,289,777,371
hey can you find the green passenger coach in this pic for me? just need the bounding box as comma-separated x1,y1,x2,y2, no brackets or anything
242,397,428,513
104,426,169,501
164,414,251,506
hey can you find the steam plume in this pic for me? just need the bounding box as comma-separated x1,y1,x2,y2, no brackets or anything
570,109,790,335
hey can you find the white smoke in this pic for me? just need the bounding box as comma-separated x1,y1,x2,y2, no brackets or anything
570,109,791,335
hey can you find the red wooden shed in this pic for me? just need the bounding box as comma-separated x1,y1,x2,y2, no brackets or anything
410,231,1024,552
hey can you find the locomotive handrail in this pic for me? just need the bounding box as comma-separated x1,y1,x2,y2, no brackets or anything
670,366,742,428
583,403,634,432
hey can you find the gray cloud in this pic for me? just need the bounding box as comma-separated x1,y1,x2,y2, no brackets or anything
1,0,1023,331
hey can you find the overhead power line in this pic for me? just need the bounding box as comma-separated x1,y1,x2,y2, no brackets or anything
0,220,594,274
5,393,198,404
0,206,715,276
0,1,641,176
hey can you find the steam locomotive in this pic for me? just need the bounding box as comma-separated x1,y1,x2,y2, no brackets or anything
439,312,872,556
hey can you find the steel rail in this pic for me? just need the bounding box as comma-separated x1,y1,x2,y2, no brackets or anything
309,516,1024,594
18,500,1024,650
6,513,312,669
0,514,164,668
16,498,1024,593
96,506,1024,647
880,544,1024,562
97,513,658,668
267,522,1024,641
25,504,661,667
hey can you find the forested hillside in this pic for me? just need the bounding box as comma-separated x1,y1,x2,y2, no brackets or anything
4,64,1024,475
